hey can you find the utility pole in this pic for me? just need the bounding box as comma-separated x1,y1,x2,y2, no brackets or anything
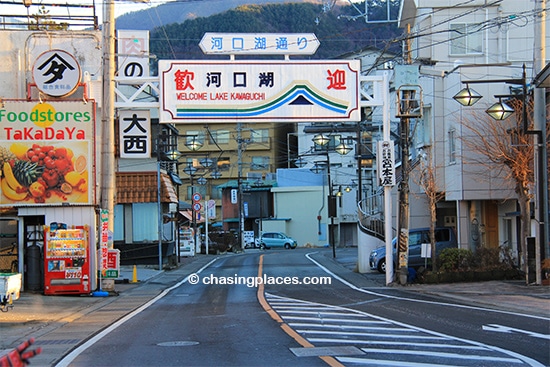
395,24,422,285
397,25,412,286
237,121,244,252
100,0,115,291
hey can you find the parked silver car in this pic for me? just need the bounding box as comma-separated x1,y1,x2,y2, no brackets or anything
258,232,297,249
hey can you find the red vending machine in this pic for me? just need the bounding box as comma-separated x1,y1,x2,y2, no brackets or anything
43,225,91,295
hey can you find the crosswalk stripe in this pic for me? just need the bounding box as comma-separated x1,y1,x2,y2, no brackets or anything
264,292,536,366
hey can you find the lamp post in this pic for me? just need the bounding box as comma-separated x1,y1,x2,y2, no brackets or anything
453,65,546,285
157,133,202,270
312,134,337,258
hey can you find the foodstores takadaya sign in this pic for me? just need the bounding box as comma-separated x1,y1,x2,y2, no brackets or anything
0,101,94,206
159,59,361,123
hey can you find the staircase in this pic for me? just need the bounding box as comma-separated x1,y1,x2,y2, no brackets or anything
357,156,421,241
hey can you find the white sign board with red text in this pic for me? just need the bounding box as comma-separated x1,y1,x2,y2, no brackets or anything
159,60,360,123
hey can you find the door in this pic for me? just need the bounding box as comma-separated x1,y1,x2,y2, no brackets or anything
484,202,499,248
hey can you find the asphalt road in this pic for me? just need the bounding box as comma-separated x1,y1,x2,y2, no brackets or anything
58,249,550,367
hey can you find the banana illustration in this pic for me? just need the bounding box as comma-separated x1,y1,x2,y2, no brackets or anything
3,162,24,193
1,177,27,201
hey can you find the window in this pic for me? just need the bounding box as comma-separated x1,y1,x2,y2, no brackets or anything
250,129,269,143
186,185,206,201
214,156,231,171
448,129,456,164
132,203,157,242
209,130,230,144
251,156,270,170
450,23,482,55
114,205,124,241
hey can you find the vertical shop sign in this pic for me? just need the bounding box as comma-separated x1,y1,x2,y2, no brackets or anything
117,30,150,79
100,209,109,275
119,110,151,158
377,140,395,187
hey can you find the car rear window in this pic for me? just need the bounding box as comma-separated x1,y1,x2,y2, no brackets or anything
435,229,450,242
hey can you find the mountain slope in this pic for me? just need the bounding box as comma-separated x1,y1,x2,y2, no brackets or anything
116,0,329,30
149,2,401,61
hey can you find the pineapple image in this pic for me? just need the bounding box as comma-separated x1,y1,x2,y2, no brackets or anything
0,146,16,167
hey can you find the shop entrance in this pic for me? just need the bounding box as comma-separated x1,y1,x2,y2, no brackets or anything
24,216,45,291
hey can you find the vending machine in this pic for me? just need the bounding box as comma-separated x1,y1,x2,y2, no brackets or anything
43,225,91,295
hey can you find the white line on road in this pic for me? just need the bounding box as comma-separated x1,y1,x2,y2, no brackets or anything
482,324,550,340
54,258,219,367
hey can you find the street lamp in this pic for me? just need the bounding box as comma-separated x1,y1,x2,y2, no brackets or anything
452,84,482,106
157,133,202,270
485,98,515,121
453,64,547,284
311,134,338,258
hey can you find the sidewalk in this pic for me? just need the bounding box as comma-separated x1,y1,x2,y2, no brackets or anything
0,254,213,367
327,247,550,318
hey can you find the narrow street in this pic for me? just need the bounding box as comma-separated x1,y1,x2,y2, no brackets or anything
58,249,549,367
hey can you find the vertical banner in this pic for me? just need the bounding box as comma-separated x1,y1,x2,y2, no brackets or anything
99,209,109,275
117,30,150,79
377,140,395,187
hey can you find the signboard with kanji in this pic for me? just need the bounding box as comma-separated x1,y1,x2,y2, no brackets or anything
199,33,319,55
119,110,151,158
117,30,150,79
159,60,360,123
377,140,395,187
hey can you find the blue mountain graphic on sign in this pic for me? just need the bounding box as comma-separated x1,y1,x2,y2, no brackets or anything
289,95,313,105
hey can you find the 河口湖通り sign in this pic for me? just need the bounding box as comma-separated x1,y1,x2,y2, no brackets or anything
0,101,94,206
159,60,360,123
199,33,320,55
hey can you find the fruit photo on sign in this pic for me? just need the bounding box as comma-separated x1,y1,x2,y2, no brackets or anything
0,142,89,205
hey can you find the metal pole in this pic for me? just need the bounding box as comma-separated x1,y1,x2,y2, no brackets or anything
191,175,197,254
382,72,394,286
534,0,548,284
237,122,244,251
327,152,336,258
157,139,163,271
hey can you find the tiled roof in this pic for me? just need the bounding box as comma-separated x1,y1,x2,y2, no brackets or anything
116,171,178,204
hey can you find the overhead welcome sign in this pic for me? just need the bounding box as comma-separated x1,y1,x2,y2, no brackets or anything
159,60,361,123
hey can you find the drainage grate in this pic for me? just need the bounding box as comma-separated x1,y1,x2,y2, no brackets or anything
157,341,199,347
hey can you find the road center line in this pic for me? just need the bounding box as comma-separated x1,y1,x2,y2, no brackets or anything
256,254,345,367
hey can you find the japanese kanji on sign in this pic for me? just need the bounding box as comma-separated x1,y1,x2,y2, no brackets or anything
159,60,360,123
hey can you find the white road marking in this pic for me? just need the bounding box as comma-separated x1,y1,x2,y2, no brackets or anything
266,292,545,367
482,324,550,340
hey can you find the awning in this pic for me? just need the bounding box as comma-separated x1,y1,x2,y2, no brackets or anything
179,210,205,223
116,171,178,204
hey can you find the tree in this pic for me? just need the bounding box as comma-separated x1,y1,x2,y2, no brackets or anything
411,147,445,272
458,98,535,283
29,6,68,31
